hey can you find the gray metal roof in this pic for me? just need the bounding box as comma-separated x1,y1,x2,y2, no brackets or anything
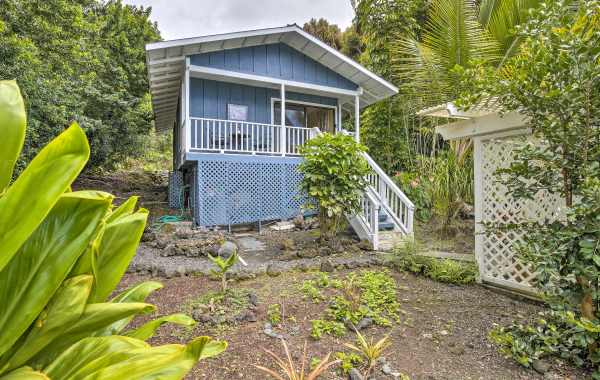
146,25,398,131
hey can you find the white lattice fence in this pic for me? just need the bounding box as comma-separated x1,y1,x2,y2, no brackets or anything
475,132,564,294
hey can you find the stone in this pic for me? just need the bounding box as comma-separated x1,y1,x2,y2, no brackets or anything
164,269,176,279
234,270,256,281
141,231,156,242
439,330,449,336
243,311,257,322
348,368,364,380
356,317,374,330
248,292,259,306
293,214,305,229
192,310,212,324
218,241,237,259
279,238,295,251
175,265,187,277
297,248,319,259
271,221,295,231
320,259,335,272
449,345,465,356
266,264,282,277
422,333,433,340
532,359,551,374
263,322,284,339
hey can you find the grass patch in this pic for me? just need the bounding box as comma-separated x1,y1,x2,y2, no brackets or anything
305,270,402,339
393,241,478,285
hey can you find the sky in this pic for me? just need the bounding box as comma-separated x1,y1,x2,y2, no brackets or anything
122,0,355,41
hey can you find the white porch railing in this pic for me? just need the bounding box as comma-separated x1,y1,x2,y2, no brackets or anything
363,152,415,235
188,117,314,156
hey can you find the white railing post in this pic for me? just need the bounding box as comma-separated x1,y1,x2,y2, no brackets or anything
280,83,286,156
185,57,191,153
354,92,360,143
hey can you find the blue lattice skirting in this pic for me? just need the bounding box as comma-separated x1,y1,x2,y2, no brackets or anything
168,171,184,209
190,154,308,227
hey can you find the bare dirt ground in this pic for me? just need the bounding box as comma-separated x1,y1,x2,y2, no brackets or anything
118,270,589,380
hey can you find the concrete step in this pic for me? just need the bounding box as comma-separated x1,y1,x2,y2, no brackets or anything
378,230,409,251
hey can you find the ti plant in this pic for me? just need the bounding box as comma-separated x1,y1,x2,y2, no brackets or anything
254,339,340,380
344,330,391,378
0,81,226,379
208,251,238,293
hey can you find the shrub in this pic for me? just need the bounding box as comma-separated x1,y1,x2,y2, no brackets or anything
299,133,370,241
0,81,225,378
393,246,478,285
457,0,600,375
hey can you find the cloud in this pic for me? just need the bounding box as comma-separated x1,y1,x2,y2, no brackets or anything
123,0,355,40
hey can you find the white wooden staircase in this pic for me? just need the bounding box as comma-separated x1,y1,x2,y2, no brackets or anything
347,151,415,251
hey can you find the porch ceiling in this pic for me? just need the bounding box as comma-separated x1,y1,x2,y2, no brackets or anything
146,25,398,131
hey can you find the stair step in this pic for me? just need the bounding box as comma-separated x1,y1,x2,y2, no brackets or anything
378,221,395,231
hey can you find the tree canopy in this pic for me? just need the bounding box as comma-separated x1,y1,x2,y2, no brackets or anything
0,0,160,171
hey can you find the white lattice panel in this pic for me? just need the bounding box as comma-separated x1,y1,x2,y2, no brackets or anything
475,133,564,294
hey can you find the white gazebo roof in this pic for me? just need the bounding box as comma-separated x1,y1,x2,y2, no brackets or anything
418,100,527,140
146,25,398,131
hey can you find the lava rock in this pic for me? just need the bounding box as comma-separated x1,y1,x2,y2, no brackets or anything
293,214,305,229
320,259,335,272
218,241,237,259
532,359,551,374
191,310,212,324
348,368,364,380
266,264,282,277
248,292,259,306
356,317,374,330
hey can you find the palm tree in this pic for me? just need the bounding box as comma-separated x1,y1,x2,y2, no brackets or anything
393,0,540,105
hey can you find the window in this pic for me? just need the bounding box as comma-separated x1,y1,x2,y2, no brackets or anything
228,104,248,121
273,101,335,133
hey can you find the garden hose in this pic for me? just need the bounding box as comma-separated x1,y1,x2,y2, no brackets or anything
150,184,191,232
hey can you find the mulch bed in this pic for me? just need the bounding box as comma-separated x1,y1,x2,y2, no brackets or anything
117,269,589,380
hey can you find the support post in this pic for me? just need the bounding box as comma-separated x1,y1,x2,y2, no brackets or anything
354,94,360,143
280,83,286,155
185,57,191,153
337,102,343,133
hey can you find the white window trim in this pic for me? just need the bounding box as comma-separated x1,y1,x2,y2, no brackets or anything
270,97,338,129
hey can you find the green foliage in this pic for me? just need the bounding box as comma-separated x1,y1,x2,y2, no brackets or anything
0,0,161,171
457,0,600,374
299,133,370,240
0,81,225,378
208,252,238,293
303,18,342,50
394,242,478,285
309,270,401,339
310,320,347,340
267,304,282,326
394,172,433,221
490,311,600,375
334,352,364,374
344,331,391,378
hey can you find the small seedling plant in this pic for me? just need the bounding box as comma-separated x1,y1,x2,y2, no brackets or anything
208,252,238,293
345,330,391,378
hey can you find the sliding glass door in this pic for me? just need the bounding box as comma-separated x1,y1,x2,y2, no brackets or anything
273,101,336,134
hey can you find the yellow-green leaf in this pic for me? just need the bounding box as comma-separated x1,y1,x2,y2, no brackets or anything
0,123,90,272
0,366,48,380
0,191,112,358
0,81,26,192
126,314,196,341
1,275,93,371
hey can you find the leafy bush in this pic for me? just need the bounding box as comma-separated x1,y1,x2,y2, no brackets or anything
457,0,600,375
393,171,433,221
299,133,370,240
0,81,225,378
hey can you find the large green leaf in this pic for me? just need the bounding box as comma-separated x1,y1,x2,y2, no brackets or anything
94,281,164,338
90,209,149,303
44,336,226,380
29,302,155,369
0,191,111,359
0,81,26,193
0,366,48,380
1,276,93,372
105,196,138,224
0,123,90,272
125,314,196,341
42,336,148,380
110,281,163,303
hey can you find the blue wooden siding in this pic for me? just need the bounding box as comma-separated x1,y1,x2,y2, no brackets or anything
190,78,337,123
190,43,358,91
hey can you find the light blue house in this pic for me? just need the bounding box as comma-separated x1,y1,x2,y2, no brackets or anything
145,25,414,250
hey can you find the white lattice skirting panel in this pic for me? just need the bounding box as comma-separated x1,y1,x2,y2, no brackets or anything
475,132,564,295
